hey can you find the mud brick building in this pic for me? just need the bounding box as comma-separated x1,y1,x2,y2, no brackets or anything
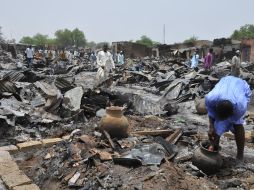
112,41,152,58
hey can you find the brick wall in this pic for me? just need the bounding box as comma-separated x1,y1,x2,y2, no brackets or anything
241,39,254,63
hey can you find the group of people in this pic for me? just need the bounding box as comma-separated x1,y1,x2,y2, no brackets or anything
90,48,125,66
190,48,214,71
24,46,87,68
190,48,242,77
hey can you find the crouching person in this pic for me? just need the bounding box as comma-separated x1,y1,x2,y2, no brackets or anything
205,76,251,160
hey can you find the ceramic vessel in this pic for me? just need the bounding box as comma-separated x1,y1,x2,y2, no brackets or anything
100,106,129,139
192,141,223,175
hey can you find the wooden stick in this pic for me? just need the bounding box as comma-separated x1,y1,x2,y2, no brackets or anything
132,129,173,137
102,130,115,150
166,128,183,144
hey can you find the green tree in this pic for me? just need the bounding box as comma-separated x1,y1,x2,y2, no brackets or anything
184,35,198,44
19,28,87,47
33,33,49,46
72,28,86,47
87,41,96,48
231,24,254,40
136,35,154,48
20,36,35,45
55,28,86,47
46,38,56,46
20,34,52,46
55,29,72,47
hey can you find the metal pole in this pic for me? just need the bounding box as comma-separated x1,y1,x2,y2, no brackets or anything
163,24,165,44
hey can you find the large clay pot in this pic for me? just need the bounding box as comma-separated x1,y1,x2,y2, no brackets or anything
195,98,207,115
192,141,223,175
100,106,129,139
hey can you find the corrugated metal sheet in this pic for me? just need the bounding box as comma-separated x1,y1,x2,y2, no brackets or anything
54,77,73,90
2,71,24,82
0,80,16,93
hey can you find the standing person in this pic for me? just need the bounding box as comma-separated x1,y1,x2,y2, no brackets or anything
191,49,199,71
95,44,115,87
205,76,251,160
231,50,241,77
90,52,97,68
74,50,79,59
204,48,213,70
117,51,124,65
25,45,34,68
59,49,67,61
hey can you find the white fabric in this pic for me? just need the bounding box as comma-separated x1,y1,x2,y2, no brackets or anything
95,50,115,87
67,51,73,61
25,48,34,58
52,51,56,59
96,50,115,71
95,67,108,86
74,51,79,57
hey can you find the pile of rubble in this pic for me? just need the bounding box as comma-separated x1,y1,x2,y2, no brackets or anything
1,48,254,190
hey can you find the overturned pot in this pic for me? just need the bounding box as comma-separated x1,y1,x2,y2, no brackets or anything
100,106,129,139
192,141,223,175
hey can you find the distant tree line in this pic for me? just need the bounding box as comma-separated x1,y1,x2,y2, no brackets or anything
19,31,160,49
3,24,254,49
20,28,87,48
231,24,254,40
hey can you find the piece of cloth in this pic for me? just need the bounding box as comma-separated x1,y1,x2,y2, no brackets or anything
95,67,109,87
204,52,213,70
25,48,34,58
231,55,241,77
117,53,124,65
205,76,251,136
191,54,199,68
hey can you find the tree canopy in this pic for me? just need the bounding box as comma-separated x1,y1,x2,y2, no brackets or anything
86,41,96,49
136,35,155,48
19,28,87,47
54,28,87,47
183,35,198,44
231,24,254,40
20,33,53,46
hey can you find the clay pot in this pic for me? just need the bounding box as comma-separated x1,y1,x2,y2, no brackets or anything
100,106,129,139
195,98,207,115
192,141,223,175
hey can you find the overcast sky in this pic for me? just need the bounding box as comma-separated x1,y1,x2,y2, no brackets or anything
1,0,254,44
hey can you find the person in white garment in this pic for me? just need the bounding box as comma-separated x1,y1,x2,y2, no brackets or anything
231,50,241,77
95,44,115,87
117,51,124,65
25,45,34,68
